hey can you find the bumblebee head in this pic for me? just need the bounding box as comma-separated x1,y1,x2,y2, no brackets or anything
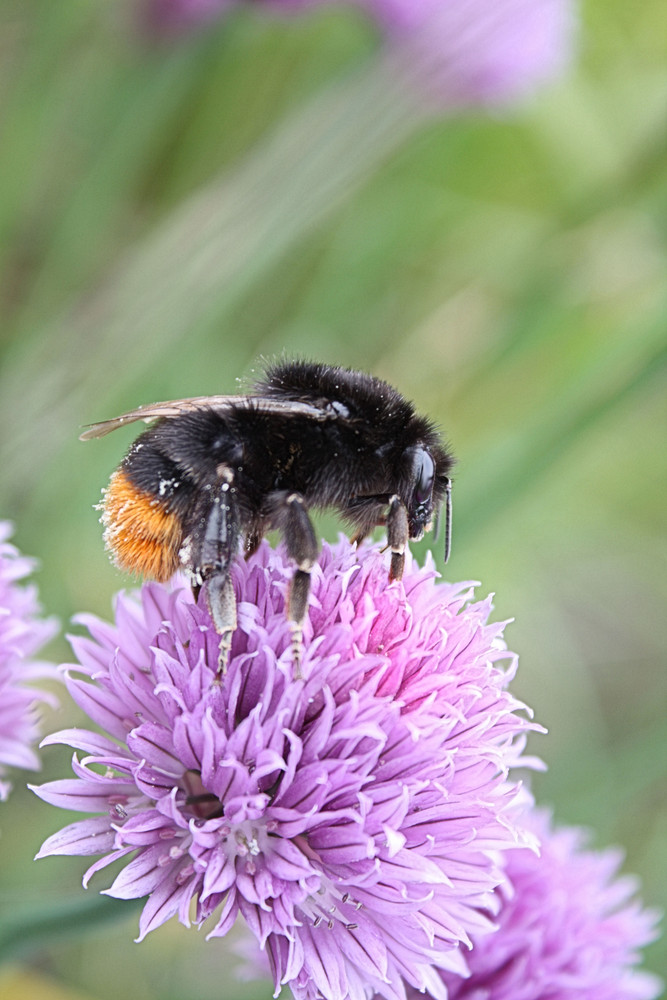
405,446,452,562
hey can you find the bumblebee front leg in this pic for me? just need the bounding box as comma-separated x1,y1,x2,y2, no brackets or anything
268,491,318,676
386,494,409,581
345,494,391,547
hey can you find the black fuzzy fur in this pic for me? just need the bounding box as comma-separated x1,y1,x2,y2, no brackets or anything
102,361,454,663
120,360,453,548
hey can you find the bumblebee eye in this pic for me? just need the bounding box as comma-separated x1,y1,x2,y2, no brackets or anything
414,449,434,504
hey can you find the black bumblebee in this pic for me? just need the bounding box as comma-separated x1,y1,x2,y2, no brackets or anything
82,360,454,670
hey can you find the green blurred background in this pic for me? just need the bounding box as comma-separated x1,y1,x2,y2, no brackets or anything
0,1,665,997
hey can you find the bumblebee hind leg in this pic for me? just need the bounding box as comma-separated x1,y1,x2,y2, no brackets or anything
204,574,237,673
187,483,240,673
267,491,318,677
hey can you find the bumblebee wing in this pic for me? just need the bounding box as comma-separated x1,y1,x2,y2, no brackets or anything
80,398,217,439
79,395,328,441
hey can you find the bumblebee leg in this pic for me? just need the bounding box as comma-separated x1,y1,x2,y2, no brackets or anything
194,487,240,673
204,573,237,673
268,491,318,676
386,495,409,581
346,496,391,546
244,528,261,558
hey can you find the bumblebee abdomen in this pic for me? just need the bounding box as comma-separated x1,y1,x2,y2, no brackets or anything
101,469,183,582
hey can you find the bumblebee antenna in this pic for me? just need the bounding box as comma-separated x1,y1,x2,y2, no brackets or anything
443,478,452,564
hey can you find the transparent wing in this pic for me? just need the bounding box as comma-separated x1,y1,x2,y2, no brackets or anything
80,395,328,441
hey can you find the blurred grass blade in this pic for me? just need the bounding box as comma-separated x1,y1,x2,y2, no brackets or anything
0,56,423,498
0,894,141,965
455,307,667,546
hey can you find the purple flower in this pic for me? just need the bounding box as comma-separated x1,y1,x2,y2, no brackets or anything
33,539,541,999
143,0,576,108
396,809,662,1000
0,522,58,801
376,0,577,107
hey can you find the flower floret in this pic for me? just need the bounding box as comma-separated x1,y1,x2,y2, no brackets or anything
0,521,58,800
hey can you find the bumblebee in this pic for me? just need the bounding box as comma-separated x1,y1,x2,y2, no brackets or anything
82,360,454,670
